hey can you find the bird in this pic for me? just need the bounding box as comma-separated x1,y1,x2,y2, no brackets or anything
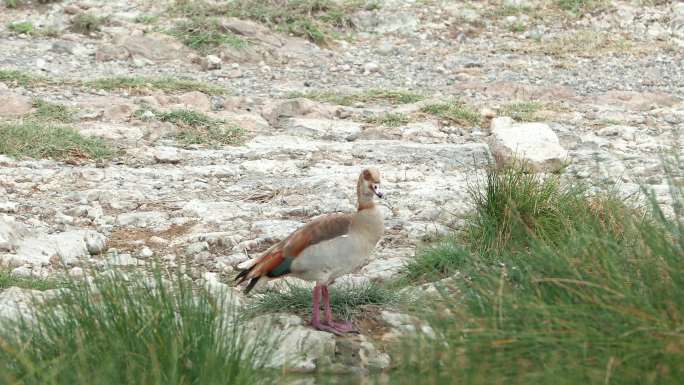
235,168,385,334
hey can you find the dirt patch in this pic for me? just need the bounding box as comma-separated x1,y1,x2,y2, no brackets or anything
355,305,392,339
107,222,195,253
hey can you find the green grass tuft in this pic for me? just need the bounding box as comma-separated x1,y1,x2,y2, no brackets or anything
248,282,399,321
4,0,62,7
499,101,543,122
30,99,74,123
170,0,375,45
0,121,113,161
365,112,410,127
540,30,636,57
69,13,106,35
555,0,610,13
510,21,526,33
422,101,481,127
290,89,423,106
85,76,227,95
403,239,469,284
465,162,631,257
169,17,247,51
136,108,243,147
0,270,273,385
134,14,159,24
393,158,684,384
0,270,65,291
0,71,226,95
7,21,34,34
0,69,47,87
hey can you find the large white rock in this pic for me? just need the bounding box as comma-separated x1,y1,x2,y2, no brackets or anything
0,201,18,213
286,118,362,141
242,313,390,372
380,310,437,341
2,230,106,266
489,117,568,171
361,256,410,282
115,211,169,227
244,314,336,373
0,287,61,323
0,215,28,252
0,287,41,323
152,146,181,164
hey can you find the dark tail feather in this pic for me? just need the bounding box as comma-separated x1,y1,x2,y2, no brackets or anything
235,267,250,284
244,277,260,294
235,265,261,294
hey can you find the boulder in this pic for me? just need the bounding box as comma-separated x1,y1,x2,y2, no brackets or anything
0,215,27,252
115,211,169,227
244,314,336,373
2,230,106,266
122,32,190,62
285,118,362,141
0,93,32,118
489,117,568,171
261,98,337,126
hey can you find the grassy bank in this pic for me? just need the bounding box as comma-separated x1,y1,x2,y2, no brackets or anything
0,271,272,385
397,159,684,384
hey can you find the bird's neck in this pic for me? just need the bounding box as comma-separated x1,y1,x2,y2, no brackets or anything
357,200,375,211
351,204,384,244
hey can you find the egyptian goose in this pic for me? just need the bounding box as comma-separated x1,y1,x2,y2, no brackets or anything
236,168,385,334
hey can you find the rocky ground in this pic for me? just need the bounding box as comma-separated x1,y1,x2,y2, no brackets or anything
0,0,683,379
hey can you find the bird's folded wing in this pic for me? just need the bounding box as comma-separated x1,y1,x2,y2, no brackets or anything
236,213,353,285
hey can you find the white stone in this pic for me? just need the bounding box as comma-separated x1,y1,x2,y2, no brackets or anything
0,287,42,323
84,231,107,255
203,54,222,70
361,257,410,282
152,146,181,164
216,253,249,267
201,272,244,311
380,310,437,340
106,253,139,267
489,117,568,171
244,314,336,373
286,118,362,141
11,266,32,278
0,215,28,252
186,241,209,255
363,62,380,74
0,201,18,213
4,230,105,266
400,121,447,139
115,211,169,227
148,236,169,246
139,247,154,258
504,0,533,7
68,266,85,279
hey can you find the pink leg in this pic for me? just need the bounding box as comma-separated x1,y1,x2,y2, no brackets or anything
310,283,357,335
311,283,322,326
322,285,358,334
